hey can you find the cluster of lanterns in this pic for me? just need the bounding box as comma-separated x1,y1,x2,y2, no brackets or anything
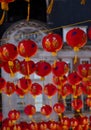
0,27,91,129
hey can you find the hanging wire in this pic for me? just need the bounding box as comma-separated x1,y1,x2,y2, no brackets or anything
0,19,91,42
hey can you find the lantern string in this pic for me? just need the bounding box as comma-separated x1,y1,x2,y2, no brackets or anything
26,0,30,21
0,19,91,42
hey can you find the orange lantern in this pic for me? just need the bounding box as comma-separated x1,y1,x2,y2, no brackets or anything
29,122,38,130
42,33,63,56
66,28,87,63
24,104,36,117
8,109,20,121
30,82,42,97
20,59,36,77
0,77,6,92
41,105,52,117
44,83,57,98
18,39,38,59
2,81,16,96
53,102,65,116
52,61,69,77
35,60,51,80
17,77,32,92
71,99,83,112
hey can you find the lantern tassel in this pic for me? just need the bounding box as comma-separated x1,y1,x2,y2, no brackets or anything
8,61,14,77
80,0,86,5
26,0,30,21
73,47,79,64
47,0,54,14
0,11,6,25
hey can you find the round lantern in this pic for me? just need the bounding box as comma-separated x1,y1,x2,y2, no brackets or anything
68,71,82,86
18,39,38,59
79,116,88,126
15,85,27,97
0,77,6,92
20,59,35,77
41,105,52,117
47,120,57,130
2,118,13,128
66,28,87,63
17,77,32,92
61,117,70,129
11,124,21,130
77,63,88,79
52,61,69,77
29,122,38,130
44,83,57,98
70,117,78,128
2,81,16,96
19,121,29,130
71,99,83,112
86,97,91,109
3,59,20,77
24,104,36,117
52,75,67,86
83,85,91,98
8,109,20,121
38,121,47,130
30,82,42,97
87,27,91,40
53,102,65,116
0,43,18,62
42,33,63,56
35,60,51,80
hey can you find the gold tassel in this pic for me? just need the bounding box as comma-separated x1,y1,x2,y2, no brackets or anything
47,0,54,14
73,47,79,64
25,0,30,21
0,11,5,25
80,0,86,5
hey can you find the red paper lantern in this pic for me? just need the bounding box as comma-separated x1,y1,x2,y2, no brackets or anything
87,27,91,40
20,59,36,77
47,120,57,130
71,99,83,112
30,82,42,97
35,60,51,79
2,81,16,96
19,121,29,130
0,0,14,2
66,28,87,63
3,59,20,76
79,116,88,126
38,121,47,130
86,97,91,108
0,43,18,62
83,85,91,97
24,104,36,117
53,103,65,115
52,75,67,86
15,85,27,97
41,105,52,117
29,122,38,130
58,83,72,99
70,117,78,128
77,64,88,79
68,71,82,86
18,39,38,58
17,77,32,92
42,33,63,56
0,77,6,92
2,118,13,127
8,109,20,121
44,83,57,98
11,124,21,130
61,117,70,129
52,61,69,77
